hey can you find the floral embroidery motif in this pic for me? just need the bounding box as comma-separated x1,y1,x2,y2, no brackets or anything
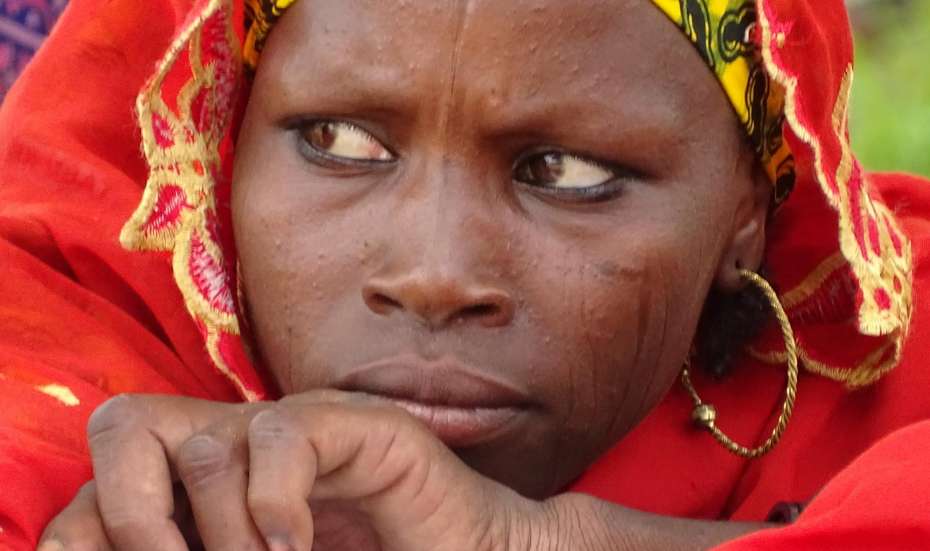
756,3,912,386
121,0,262,401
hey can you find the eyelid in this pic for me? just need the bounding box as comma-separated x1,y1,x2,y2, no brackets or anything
513,147,631,175
513,148,635,184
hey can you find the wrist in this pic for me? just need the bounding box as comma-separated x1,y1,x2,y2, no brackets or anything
546,493,624,551
504,492,623,551
521,493,775,551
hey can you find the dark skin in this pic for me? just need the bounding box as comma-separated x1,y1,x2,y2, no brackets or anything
41,0,774,549
236,0,770,498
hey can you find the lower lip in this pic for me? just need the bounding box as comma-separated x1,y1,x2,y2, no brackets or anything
383,398,523,448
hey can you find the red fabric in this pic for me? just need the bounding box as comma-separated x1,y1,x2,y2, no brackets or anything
1,0,929,550
0,0,243,545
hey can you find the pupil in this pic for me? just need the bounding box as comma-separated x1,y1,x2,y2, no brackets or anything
311,122,337,150
533,153,564,183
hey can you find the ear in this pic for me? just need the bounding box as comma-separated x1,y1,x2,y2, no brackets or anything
715,162,771,291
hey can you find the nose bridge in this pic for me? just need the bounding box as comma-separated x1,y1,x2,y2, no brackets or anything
363,155,514,329
398,152,490,272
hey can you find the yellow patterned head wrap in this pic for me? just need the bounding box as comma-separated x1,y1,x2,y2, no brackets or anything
243,0,794,202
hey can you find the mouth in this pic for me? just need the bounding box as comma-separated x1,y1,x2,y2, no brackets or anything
335,355,532,448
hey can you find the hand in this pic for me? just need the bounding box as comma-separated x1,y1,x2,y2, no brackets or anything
38,391,549,551
39,391,771,551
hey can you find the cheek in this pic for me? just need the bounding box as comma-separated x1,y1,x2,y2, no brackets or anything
237,218,380,390
232,168,377,390
524,233,714,444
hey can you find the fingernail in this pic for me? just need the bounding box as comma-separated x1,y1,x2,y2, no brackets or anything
37,540,65,551
266,537,293,551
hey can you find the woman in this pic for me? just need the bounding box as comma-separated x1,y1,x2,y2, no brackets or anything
1,0,929,549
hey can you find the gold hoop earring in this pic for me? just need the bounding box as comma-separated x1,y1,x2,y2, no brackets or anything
681,269,799,459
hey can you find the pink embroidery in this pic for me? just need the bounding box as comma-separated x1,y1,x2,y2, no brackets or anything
847,168,869,259
152,113,174,148
886,215,904,257
867,214,881,258
143,184,188,235
787,266,857,325
189,231,236,315
191,86,212,135
874,288,892,311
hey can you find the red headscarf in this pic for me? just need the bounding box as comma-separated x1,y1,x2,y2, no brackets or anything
1,0,930,549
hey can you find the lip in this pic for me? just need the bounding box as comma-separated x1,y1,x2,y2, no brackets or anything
336,355,532,447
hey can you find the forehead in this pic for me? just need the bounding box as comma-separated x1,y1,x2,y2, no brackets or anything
263,0,720,119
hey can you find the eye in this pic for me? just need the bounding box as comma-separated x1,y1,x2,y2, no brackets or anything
513,151,620,193
299,120,395,164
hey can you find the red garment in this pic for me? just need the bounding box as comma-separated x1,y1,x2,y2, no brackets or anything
0,0,927,549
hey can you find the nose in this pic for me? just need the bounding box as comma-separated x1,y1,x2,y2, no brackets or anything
362,271,515,329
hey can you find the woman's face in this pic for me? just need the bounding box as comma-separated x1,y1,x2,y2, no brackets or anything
233,0,764,498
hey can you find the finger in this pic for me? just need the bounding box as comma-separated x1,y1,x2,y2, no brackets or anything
299,403,454,504
244,389,387,550
39,482,113,551
246,408,318,551
259,401,487,549
175,396,358,551
176,421,266,551
86,394,247,551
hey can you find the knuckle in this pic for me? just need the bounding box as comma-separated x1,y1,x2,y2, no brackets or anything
87,394,142,436
176,433,233,487
86,395,146,447
248,407,296,447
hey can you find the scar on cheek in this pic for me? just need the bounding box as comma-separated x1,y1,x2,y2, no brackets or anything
595,260,644,282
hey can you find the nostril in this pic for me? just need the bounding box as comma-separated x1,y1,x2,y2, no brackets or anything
460,303,500,320
363,278,515,327
366,292,403,316
457,297,514,327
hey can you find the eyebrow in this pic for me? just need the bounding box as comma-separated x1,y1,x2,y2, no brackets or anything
478,90,685,140
269,55,422,119
273,62,685,137
267,35,700,157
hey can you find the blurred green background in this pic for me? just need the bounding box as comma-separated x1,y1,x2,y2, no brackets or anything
849,0,930,177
